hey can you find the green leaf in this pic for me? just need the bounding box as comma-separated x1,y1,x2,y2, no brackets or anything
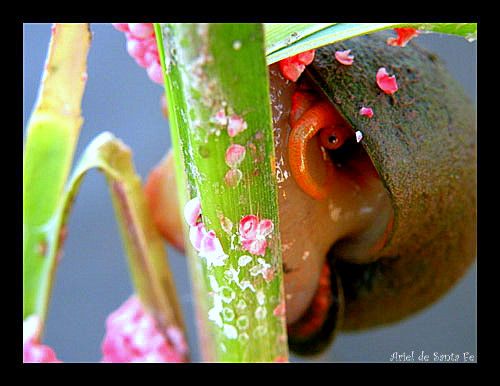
264,23,335,56
65,132,185,331
156,23,289,362
265,22,477,64
23,23,91,324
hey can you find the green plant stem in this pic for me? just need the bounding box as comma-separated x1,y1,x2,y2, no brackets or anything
156,23,289,362
23,23,91,327
64,132,186,337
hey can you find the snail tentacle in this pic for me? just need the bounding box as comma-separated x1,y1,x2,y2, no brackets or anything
288,99,352,200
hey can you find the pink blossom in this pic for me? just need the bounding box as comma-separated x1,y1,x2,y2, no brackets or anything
101,295,188,363
335,49,354,65
113,23,162,87
376,67,398,95
184,196,201,226
23,315,61,363
239,215,274,256
227,115,248,137
225,144,246,168
359,106,374,118
387,28,419,47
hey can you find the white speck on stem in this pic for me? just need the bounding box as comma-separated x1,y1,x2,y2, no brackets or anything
232,40,242,50
223,324,238,339
355,130,363,143
238,255,253,267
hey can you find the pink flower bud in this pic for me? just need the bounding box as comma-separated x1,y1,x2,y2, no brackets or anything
147,62,164,85
128,23,154,39
23,315,61,363
126,38,146,59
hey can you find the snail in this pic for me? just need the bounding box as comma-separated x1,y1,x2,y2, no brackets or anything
145,32,476,356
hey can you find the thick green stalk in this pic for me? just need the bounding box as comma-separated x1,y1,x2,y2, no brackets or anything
23,23,91,325
156,23,289,362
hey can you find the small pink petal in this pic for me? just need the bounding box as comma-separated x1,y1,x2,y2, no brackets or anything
335,49,354,65
376,67,398,95
225,144,246,168
387,28,420,47
279,58,305,82
296,49,315,65
183,196,201,226
257,219,274,238
278,50,315,82
359,106,374,118
227,115,248,137
239,215,259,240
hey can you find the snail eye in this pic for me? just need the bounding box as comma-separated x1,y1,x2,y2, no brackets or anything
320,128,343,150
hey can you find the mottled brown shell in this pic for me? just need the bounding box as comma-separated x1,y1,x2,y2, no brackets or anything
305,32,476,330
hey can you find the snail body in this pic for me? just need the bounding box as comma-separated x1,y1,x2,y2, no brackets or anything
145,31,476,356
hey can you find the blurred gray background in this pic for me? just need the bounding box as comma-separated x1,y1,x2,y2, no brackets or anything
23,23,477,363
